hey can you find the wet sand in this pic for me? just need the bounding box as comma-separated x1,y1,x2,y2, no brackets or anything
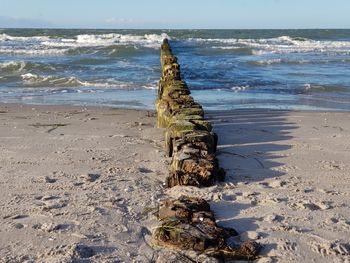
0,104,349,262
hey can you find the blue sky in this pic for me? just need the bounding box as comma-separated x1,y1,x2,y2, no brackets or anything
0,0,349,29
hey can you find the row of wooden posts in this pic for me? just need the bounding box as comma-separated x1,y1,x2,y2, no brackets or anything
151,39,260,261
156,39,225,188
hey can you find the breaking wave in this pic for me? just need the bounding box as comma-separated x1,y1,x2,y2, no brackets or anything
21,73,86,87
191,36,350,55
0,61,27,72
0,61,57,73
248,58,350,66
301,83,348,93
1,29,350,111
0,32,169,56
19,73,158,90
0,48,69,56
40,33,169,49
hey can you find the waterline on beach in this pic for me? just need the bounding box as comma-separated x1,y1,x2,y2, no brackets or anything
1,29,350,111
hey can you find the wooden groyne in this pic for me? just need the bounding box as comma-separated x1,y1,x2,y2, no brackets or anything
156,39,225,188
152,39,260,262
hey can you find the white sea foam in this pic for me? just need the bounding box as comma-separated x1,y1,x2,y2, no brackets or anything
0,61,58,74
0,33,50,42
21,73,39,80
252,59,283,65
20,73,157,90
211,46,243,50
251,58,311,65
251,58,350,65
0,33,169,56
193,36,350,55
142,85,157,90
302,83,337,92
0,48,70,56
0,61,26,72
46,33,169,49
21,73,85,86
231,85,249,92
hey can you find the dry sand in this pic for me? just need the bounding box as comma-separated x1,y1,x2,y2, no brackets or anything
168,110,350,263
1,104,350,262
0,104,168,263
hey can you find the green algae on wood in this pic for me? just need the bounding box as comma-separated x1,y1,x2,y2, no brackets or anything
153,38,259,261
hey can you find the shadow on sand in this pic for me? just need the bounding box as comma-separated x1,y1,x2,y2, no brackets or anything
206,109,298,256
207,109,296,183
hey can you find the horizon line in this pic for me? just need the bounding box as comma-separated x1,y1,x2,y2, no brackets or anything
1,27,350,31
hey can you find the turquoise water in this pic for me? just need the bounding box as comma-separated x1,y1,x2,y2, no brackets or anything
1,29,350,110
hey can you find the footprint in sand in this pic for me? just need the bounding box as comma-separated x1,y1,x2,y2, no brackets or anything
35,195,60,201
44,200,68,210
290,200,332,211
236,191,261,204
33,222,74,233
264,213,284,223
38,176,57,184
311,241,350,256
257,194,287,206
106,166,123,174
318,160,347,171
42,243,95,261
259,179,289,189
278,241,298,252
324,215,350,231
318,189,343,196
80,173,100,182
138,167,153,173
274,224,309,234
11,222,25,229
34,197,68,211
7,214,29,220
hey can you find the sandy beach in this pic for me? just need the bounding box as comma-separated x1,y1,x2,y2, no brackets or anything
168,110,350,263
0,104,168,263
1,104,350,262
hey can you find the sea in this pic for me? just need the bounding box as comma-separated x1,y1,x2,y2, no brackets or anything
1,29,350,111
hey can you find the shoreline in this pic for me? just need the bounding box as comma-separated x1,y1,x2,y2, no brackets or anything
0,103,349,262
2,102,350,113
0,102,156,112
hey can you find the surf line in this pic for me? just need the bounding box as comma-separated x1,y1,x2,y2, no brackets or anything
151,39,260,261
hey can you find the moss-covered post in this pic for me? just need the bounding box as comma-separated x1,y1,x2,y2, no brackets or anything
153,39,260,261
156,38,224,187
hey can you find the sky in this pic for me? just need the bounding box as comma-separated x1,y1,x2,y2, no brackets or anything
0,0,349,29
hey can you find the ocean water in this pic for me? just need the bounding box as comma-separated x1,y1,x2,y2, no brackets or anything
1,28,350,111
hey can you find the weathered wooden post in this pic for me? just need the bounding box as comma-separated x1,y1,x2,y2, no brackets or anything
153,39,260,261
